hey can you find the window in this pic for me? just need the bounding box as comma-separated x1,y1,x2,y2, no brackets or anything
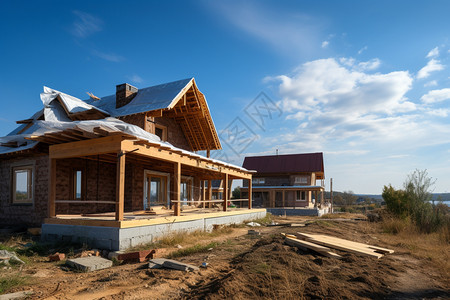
296,191,306,201
71,168,85,200
295,176,308,184
154,124,167,141
253,178,265,184
12,166,33,204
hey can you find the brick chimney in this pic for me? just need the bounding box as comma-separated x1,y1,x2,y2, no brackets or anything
116,83,138,108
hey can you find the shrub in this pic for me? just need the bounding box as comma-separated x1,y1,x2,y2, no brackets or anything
382,169,449,235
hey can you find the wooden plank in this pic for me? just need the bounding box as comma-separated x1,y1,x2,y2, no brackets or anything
115,151,125,221
313,235,394,254
296,233,385,258
55,200,116,204
284,236,342,259
49,135,124,159
248,178,252,209
173,162,181,216
223,173,228,212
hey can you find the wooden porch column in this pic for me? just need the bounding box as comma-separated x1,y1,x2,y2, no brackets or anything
201,180,206,208
248,178,252,209
173,162,181,216
223,173,228,211
115,151,125,221
282,190,285,207
207,180,212,208
48,158,56,218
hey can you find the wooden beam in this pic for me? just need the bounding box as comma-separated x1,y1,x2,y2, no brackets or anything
248,178,252,209
201,180,206,209
207,180,212,209
123,140,251,179
49,135,124,159
223,173,228,212
49,158,56,218
115,151,125,221
173,162,181,216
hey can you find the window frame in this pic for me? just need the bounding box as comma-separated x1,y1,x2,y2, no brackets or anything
71,167,86,200
11,164,34,205
154,124,168,142
294,176,308,185
254,178,265,184
296,190,306,201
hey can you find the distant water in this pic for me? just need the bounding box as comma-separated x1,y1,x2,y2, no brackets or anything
428,200,450,207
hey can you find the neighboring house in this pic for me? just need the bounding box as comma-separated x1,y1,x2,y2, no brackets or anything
241,153,325,208
0,78,252,227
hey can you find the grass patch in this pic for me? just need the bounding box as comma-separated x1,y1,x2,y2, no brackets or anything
381,217,409,234
167,242,219,259
0,273,28,294
0,244,17,252
252,262,271,275
128,225,236,252
250,213,273,225
377,216,450,275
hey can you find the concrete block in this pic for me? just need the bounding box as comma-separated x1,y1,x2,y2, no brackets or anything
66,256,113,272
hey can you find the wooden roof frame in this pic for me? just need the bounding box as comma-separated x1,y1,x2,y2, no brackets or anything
146,79,221,151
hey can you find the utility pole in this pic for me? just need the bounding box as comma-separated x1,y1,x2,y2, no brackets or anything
330,178,333,213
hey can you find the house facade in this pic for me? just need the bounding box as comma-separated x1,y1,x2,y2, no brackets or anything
241,153,325,208
0,79,253,227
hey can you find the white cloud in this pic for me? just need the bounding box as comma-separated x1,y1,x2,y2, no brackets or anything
358,46,368,55
421,88,450,104
208,2,321,56
427,108,449,117
321,41,329,48
424,80,438,87
128,74,144,84
426,47,439,58
71,11,103,38
417,59,444,79
275,58,412,117
91,50,124,62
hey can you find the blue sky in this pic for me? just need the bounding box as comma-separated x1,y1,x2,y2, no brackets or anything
1,0,449,194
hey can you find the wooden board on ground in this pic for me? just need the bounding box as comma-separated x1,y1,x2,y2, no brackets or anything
282,234,342,259
299,233,394,254
296,233,393,259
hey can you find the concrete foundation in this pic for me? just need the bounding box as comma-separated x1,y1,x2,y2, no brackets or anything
42,209,266,251
267,207,330,217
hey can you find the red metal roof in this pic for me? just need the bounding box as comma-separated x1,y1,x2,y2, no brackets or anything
242,153,324,174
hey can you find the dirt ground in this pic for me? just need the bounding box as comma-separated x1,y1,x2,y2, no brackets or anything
1,215,449,299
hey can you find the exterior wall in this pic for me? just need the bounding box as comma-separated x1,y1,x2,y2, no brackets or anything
119,114,192,152
153,117,191,151
118,114,146,131
55,158,117,215
0,155,49,227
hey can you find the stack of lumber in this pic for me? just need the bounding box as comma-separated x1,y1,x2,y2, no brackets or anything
282,232,394,259
282,233,342,259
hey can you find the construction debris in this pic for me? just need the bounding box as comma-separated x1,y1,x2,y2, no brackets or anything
246,222,261,227
296,233,394,258
48,253,65,262
117,250,156,263
0,250,25,265
66,257,113,272
0,290,33,300
148,258,199,272
282,233,342,259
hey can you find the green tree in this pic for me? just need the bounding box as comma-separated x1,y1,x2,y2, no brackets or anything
232,186,241,199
